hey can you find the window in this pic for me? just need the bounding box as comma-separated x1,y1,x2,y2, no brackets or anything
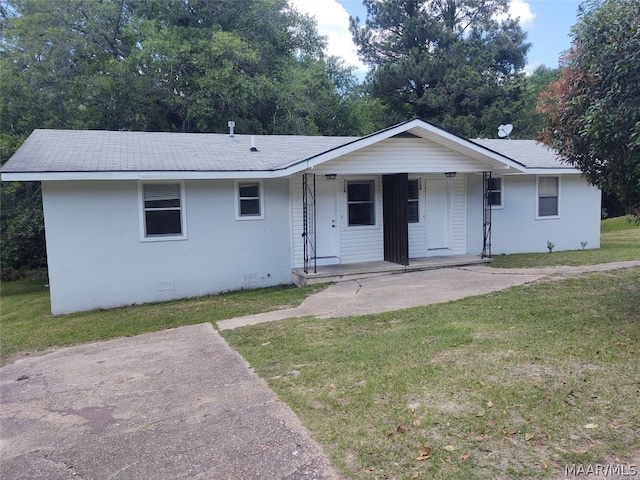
538,176,559,217
141,183,185,239
487,177,502,207
408,179,419,223
347,180,375,226
236,181,264,219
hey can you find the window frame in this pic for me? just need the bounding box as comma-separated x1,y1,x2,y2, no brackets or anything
536,175,560,219
235,180,265,220
346,179,376,227
408,178,420,223
138,181,187,242
486,176,503,209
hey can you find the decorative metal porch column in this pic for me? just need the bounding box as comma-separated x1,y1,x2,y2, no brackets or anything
482,172,492,258
302,173,317,273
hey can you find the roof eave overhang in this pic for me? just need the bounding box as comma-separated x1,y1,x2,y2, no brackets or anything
0,170,283,182
516,168,582,175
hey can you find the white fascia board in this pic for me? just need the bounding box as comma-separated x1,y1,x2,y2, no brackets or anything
521,168,581,175
137,171,276,180
1,170,279,182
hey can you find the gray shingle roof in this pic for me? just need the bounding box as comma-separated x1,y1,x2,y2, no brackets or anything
1,128,574,176
472,139,571,169
1,129,359,173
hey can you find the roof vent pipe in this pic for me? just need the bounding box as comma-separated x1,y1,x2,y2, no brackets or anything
250,135,258,152
228,121,235,140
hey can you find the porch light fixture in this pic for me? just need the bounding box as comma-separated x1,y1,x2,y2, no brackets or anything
325,174,337,180
444,172,457,178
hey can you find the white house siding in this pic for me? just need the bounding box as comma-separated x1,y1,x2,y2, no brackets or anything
311,137,495,175
466,174,601,255
408,176,427,258
451,175,467,254
290,174,384,267
291,173,468,266
465,174,485,255
290,175,305,268
42,179,292,315
339,175,385,264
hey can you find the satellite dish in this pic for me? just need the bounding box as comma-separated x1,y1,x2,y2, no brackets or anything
498,124,513,139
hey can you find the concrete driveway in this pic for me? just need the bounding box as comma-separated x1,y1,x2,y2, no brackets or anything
0,324,337,480
218,260,640,330
2,260,638,479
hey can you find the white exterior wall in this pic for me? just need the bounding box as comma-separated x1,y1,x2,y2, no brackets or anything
42,179,292,315
466,174,485,255
290,174,385,266
338,176,385,264
466,174,601,255
408,176,427,258
291,173,468,267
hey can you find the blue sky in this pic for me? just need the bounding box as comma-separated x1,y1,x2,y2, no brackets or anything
517,0,582,71
291,0,583,75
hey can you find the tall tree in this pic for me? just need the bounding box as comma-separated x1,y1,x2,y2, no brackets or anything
0,0,388,273
349,0,531,137
514,65,558,138
1,0,363,136
538,0,640,217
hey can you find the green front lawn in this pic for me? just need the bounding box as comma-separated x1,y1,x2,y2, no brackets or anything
0,282,323,365
489,216,639,268
223,268,640,479
1,216,639,479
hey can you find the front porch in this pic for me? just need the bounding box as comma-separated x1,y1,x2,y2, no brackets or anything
292,255,492,286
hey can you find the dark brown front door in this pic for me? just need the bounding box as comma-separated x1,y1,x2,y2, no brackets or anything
383,173,409,265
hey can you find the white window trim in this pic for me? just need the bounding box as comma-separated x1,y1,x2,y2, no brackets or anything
235,180,265,220
408,177,421,223
487,176,504,209
536,175,561,219
345,178,377,229
138,180,188,242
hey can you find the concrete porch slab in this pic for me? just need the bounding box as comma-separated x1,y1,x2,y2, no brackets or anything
292,255,492,286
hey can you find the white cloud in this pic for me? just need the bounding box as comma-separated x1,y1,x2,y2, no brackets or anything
507,0,536,26
290,0,535,78
524,61,542,75
289,0,367,75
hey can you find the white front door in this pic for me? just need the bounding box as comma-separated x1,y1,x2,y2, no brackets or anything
314,178,340,264
426,180,451,252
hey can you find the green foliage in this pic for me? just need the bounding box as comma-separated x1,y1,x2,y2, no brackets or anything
0,0,389,271
350,0,532,137
538,0,640,217
515,66,558,138
1,0,383,136
0,181,46,274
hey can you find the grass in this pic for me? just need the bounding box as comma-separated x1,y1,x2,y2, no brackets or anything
489,216,640,268
1,216,639,478
0,282,324,364
223,268,640,479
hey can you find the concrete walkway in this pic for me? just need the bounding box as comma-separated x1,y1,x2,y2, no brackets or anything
218,260,640,330
0,324,338,480
2,260,638,479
